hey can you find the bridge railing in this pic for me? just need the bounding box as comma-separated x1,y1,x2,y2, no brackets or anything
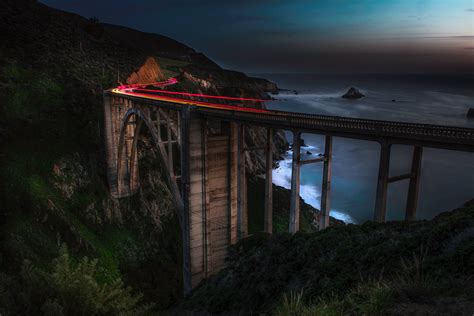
194,106,474,146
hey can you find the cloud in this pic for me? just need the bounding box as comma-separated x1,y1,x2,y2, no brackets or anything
466,8,474,12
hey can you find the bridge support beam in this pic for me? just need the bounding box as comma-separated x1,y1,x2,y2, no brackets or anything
289,131,301,234
374,142,391,222
405,146,423,221
319,135,333,230
264,128,273,234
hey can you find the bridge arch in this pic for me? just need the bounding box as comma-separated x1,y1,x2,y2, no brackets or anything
116,107,184,226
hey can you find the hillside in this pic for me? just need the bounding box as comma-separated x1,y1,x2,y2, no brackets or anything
0,0,286,313
185,200,474,315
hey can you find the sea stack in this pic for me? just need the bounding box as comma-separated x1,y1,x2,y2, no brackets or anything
467,108,474,119
342,87,365,99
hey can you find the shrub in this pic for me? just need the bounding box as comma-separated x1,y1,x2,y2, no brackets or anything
16,246,153,315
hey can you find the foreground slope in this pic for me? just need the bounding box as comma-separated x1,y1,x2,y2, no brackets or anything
186,200,474,314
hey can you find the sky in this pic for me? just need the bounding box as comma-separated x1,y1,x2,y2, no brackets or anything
41,0,473,74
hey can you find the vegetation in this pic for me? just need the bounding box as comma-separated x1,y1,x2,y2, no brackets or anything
0,246,152,315
0,32,182,315
185,200,474,314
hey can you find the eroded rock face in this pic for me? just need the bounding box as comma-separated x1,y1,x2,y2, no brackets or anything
136,136,176,229
182,72,213,89
126,57,166,85
342,87,365,99
52,153,90,200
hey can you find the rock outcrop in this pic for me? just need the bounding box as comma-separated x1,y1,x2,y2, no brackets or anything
126,57,166,85
342,87,365,99
467,108,474,118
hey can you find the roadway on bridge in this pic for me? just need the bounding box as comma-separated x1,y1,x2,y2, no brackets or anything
112,77,270,113
111,77,474,151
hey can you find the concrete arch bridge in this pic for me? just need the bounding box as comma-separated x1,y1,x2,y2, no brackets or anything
104,79,474,294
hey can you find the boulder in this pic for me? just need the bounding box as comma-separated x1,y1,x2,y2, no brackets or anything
342,87,365,99
290,138,308,149
467,108,474,118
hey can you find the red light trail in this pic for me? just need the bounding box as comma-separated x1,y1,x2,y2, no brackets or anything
113,77,271,114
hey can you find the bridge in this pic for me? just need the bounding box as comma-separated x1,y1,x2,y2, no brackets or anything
103,78,474,295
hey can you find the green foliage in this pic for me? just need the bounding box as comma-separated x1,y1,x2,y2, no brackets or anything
7,246,153,315
1,62,65,122
347,282,393,315
187,201,474,313
276,290,305,316
275,283,392,316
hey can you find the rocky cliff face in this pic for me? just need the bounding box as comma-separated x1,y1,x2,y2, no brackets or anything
126,57,167,85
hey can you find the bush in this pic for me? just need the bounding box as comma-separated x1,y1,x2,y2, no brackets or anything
7,246,153,315
275,282,392,316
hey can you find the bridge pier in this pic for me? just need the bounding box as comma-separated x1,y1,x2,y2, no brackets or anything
182,116,241,291
237,124,248,239
374,142,391,222
319,135,333,230
264,128,273,234
374,142,424,222
405,146,423,221
179,106,192,295
289,131,301,234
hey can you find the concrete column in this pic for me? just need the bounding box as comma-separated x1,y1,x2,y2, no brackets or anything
319,135,333,230
129,119,142,193
237,124,248,239
179,106,192,296
228,123,239,244
156,109,161,142
405,146,423,221
264,128,273,234
374,142,391,222
167,110,173,176
289,131,301,234
103,93,119,196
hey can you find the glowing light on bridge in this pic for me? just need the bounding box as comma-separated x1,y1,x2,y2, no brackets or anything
114,76,271,114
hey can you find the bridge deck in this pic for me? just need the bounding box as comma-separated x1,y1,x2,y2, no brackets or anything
108,91,474,152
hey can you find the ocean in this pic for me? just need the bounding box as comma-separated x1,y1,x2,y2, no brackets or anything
256,74,474,223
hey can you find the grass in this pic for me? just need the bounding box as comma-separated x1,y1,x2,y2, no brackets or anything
275,282,393,316
156,56,190,78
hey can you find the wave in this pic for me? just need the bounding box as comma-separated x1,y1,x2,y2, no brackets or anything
273,150,356,224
